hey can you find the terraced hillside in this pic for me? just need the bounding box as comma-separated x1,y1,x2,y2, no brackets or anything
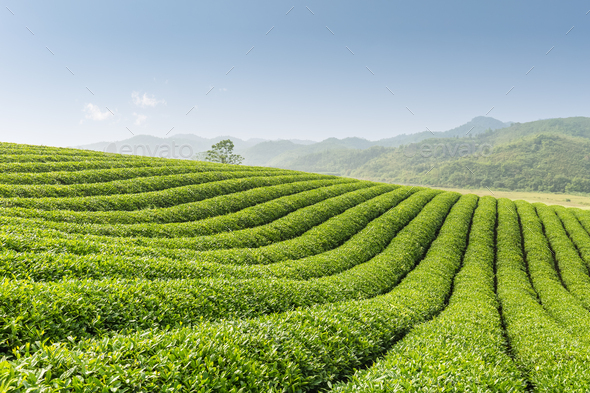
2,142,590,391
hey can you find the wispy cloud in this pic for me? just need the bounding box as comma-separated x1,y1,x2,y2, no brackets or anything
83,103,110,121
133,112,147,126
132,92,166,107
219,88,228,92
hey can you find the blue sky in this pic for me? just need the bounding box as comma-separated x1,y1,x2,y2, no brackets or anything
1,0,589,146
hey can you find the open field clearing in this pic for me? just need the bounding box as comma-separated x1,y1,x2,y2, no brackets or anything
3,143,590,391
432,186,590,210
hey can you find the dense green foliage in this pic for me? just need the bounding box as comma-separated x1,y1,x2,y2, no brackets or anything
515,200,590,342
267,117,590,193
244,116,510,167
204,139,244,165
536,204,590,310
2,142,590,391
333,197,527,392
496,199,590,391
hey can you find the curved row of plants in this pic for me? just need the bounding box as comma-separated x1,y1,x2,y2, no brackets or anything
0,151,214,164
0,194,477,391
0,154,126,163
496,198,590,391
0,190,459,351
0,150,161,162
0,151,204,163
554,206,590,271
0,180,361,237
258,188,442,280
0,177,354,226
0,173,330,211
0,185,401,260
535,204,590,310
0,168,304,198
0,162,264,185
573,208,590,243
0,143,107,156
515,200,590,343
0,158,208,174
50,184,402,250
0,189,444,282
1,178,358,225
0,249,248,282
331,196,527,392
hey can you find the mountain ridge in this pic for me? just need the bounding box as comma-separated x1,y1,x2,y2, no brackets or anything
75,116,511,164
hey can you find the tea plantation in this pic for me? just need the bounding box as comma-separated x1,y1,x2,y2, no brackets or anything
2,142,590,391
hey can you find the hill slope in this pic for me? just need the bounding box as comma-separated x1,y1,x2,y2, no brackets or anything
264,116,511,167
2,142,590,390
75,116,510,166
272,117,590,193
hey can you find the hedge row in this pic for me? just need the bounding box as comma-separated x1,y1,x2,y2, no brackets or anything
0,178,356,226
0,154,122,163
554,206,590,272
0,250,251,282
0,190,446,283
260,188,442,279
0,143,107,156
0,143,172,158
115,184,402,251
574,209,590,235
0,185,393,261
0,191,459,350
0,158,204,174
0,193,476,391
0,168,304,198
0,185,403,264
0,173,327,211
515,200,590,342
332,196,526,392
0,163,270,185
497,199,590,391
535,204,590,310
0,180,361,238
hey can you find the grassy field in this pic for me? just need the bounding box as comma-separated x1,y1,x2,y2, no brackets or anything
432,186,590,210
3,142,590,391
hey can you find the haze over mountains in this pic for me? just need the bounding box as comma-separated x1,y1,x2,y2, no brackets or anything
77,116,510,164
77,116,590,193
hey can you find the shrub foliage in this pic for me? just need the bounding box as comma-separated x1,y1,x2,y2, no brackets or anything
0,143,589,391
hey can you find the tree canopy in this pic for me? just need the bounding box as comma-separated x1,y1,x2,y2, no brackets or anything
204,139,244,165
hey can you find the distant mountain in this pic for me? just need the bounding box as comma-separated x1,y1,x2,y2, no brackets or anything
76,135,318,160
74,116,590,192
263,117,511,167
168,134,266,150
242,140,303,166
76,135,276,160
263,137,375,167
374,116,512,147
77,117,509,162
286,139,317,146
275,117,590,193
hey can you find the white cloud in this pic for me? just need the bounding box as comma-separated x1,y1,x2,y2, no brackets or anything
133,112,147,126
132,92,166,107
83,103,111,121
219,88,228,92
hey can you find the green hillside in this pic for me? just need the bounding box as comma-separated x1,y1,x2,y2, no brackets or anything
272,117,590,193
4,142,590,390
75,116,511,168
262,116,510,167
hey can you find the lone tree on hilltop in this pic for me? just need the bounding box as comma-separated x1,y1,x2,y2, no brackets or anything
204,139,244,165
